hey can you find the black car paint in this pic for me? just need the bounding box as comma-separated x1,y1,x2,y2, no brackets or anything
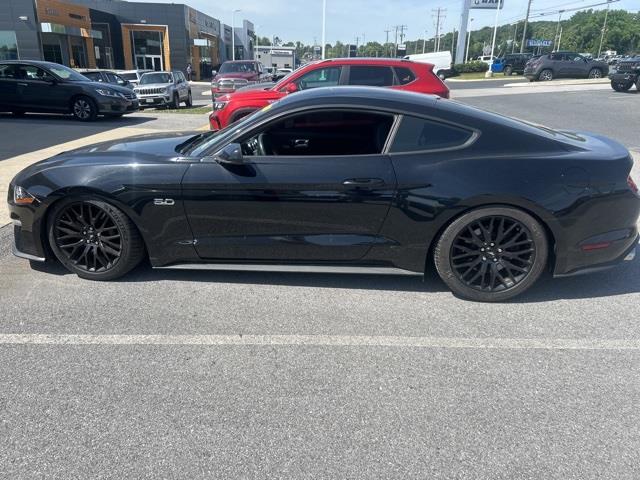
0,60,138,116
8,87,640,277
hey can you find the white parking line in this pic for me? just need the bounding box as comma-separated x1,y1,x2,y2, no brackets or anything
0,334,639,350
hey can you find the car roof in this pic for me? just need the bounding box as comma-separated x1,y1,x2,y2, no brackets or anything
315,57,419,66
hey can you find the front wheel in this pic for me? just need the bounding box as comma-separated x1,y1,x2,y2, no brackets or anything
185,91,193,107
48,198,145,280
434,207,548,302
588,68,602,79
504,66,513,76
611,80,633,92
72,96,97,121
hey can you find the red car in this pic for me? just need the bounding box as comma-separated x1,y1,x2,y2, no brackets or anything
211,60,272,97
209,58,450,131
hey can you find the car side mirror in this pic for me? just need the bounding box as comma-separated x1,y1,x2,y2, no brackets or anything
285,83,298,94
212,70,217,76
214,143,244,165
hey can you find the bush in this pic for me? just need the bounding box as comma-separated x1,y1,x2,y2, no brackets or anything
453,61,489,73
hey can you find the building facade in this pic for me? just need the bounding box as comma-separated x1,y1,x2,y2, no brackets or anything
0,0,255,80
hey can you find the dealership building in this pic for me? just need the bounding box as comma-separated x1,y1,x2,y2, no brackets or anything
0,0,255,80
255,45,297,70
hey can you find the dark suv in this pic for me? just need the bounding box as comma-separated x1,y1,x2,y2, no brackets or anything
524,52,609,81
498,53,532,75
0,60,138,120
609,55,640,92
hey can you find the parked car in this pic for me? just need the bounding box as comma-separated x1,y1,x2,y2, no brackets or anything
273,68,293,81
524,52,609,81
211,60,272,97
133,70,192,109
209,58,450,131
609,55,640,92
491,53,533,75
404,51,453,79
476,55,496,66
78,69,134,89
117,69,152,87
9,87,639,302
0,60,138,121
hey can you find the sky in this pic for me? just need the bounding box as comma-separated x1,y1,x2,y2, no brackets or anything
131,0,639,44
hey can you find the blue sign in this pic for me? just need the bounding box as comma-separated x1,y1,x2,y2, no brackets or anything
527,39,553,47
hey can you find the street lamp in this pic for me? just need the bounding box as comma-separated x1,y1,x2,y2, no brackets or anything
232,9,241,61
321,0,327,59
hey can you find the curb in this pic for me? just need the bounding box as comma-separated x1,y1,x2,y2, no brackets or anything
504,78,609,88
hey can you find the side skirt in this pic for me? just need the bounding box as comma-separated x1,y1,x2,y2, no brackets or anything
154,263,423,276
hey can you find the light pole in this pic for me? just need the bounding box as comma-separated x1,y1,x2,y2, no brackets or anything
465,18,474,63
423,30,427,54
598,0,611,58
487,0,502,77
321,0,327,59
231,9,241,61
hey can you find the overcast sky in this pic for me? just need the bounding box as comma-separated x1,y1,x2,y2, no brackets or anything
134,0,638,44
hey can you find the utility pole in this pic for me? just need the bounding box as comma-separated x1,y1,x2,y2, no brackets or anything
394,25,399,57
451,28,456,58
321,0,327,59
520,0,532,53
554,10,565,51
432,8,446,52
597,1,611,58
512,22,518,53
423,30,427,54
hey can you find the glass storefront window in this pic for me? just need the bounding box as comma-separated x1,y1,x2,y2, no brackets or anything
132,31,163,56
0,31,19,60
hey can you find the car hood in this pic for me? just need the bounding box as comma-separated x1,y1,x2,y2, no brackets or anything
80,80,133,95
134,83,170,89
12,132,213,182
219,87,284,103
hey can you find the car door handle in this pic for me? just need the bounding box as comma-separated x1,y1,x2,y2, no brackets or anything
343,178,385,187
293,139,309,148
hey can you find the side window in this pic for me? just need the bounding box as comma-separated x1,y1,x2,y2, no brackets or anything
394,67,416,85
348,66,394,87
239,110,395,157
390,116,473,153
84,72,103,82
295,67,341,90
550,53,563,61
0,64,15,79
15,65,54,82
106,72,121,84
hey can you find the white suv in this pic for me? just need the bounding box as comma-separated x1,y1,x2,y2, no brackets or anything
134,71,192,109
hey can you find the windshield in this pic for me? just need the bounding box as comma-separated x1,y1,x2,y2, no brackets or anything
48,65,90,82
188,107,273,157
219,62,257,74
120,72,138,81
140,73,172,84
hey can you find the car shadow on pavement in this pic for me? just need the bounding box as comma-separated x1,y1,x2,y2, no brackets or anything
29,248,639,299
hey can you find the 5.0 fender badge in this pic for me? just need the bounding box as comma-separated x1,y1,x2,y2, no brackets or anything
154,198,175,206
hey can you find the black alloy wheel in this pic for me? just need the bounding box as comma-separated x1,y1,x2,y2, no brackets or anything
539,69,553,81
72,96,97,121
434,207,548,302
48,199,145,280
611,81,633,92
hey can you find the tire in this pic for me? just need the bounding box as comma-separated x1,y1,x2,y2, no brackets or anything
433,207,548,302
437,71,446,80
588,68,602,79
636,78,640,91
611,80,633,92
504,66,513,76
170,93,179,109
47,198,145,281
71,96,97,121
185,91,193,107
538,69,553,81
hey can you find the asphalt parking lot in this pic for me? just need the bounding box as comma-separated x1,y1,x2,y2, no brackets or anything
1,81,639,479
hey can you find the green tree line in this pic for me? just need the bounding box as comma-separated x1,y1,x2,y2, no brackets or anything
261,9,638,61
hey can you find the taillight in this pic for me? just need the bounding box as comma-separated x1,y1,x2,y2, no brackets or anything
628,175,639,194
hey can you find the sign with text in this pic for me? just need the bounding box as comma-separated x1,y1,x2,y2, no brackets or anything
471,0,504,9
527,39,553,47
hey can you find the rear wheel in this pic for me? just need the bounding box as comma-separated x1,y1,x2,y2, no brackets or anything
504,66,513,76
72,96,97,121
611,80,633,92
48,198,145,280
434,207,548,302
539,69,553,81
588,68,602,79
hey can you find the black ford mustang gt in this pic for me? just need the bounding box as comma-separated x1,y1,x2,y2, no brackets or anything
8,87,640,301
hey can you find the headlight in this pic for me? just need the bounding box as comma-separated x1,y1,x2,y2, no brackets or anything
13,186,37,205
213,101,228,111
95,88,122,98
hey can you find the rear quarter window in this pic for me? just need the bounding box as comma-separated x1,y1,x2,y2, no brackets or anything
390,115,473,153
394,67,416,85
